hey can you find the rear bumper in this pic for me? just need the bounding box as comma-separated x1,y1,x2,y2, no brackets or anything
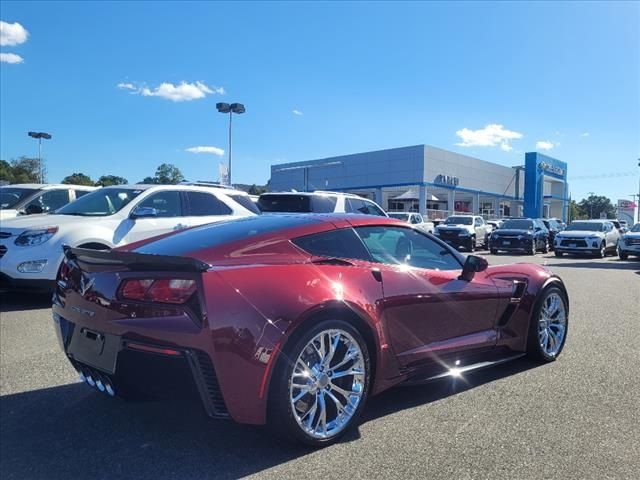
53,313,229,418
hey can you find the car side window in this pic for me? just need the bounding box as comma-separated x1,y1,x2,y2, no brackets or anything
355,226,462,271
474,217,483,227
74,190,91,199
27,189,71,212
413,214,423,224
292,228,372,262
186,191,232,216
137,191,182,217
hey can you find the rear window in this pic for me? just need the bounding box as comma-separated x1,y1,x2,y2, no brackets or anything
293,228,372,261
135,215,321,256
227,194,261,214
257,194,337,213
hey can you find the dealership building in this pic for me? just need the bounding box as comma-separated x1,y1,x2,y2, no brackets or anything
270,145,569,221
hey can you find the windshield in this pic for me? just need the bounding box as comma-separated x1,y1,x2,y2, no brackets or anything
631,224,640,232
0,187,39,209
57,187,144,216
502,219,534,230
566,222,604,232
388,213,411,221
444,216,472,225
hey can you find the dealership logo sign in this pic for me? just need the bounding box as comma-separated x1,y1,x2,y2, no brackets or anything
435,174,460,187
538,161,565,177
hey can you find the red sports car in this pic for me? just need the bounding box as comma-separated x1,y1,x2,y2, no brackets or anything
53,214,569,446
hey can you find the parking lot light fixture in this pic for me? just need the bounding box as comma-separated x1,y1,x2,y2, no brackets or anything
27,131,52,183
216,102,245,186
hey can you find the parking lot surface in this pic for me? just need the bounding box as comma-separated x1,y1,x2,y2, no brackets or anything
1,253,638,480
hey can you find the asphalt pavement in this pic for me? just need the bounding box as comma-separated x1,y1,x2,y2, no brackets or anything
1,253,639,480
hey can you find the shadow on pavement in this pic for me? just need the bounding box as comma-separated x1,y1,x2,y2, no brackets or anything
543,259,640,270
0,291,52,313
0,358,540,480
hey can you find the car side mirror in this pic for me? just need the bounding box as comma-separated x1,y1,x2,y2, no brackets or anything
130,206,158,219
25,204,44,215
459,255,488,282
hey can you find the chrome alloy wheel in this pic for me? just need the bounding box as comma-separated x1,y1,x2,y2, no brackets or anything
289,329,365,440
538,292,567,357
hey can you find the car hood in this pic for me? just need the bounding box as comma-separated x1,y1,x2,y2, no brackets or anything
556,230,603,238
623,232,640,239
0,213,111,233
493,229,534,235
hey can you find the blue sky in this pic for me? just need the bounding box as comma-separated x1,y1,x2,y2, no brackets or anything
1,1,638,202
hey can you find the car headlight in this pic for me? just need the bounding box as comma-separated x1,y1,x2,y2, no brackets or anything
14,227,59,246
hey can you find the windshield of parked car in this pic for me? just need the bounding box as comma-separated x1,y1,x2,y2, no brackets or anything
388,213,411,221
502,219,534,230
443,216,472,225
630,223,640,232
56,187,144,216
0,187,39,209
566,222,604,232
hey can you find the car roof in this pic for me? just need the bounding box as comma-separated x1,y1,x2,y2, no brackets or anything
260,191,366,199
101,184,249,195
0,183,96,189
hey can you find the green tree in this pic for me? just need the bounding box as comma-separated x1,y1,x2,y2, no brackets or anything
577,194,615,219
96,175,128,186
140,176,158,184
8,157,42,183
62,172,95,186
568,199,581,222
0,160,13,183
247,184,267,195
154,163,184,184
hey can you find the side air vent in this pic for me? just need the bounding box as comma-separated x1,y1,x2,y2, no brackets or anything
497,280,528,326
187,350,229,418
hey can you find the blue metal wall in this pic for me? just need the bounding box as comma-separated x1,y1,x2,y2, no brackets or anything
523,152,569,221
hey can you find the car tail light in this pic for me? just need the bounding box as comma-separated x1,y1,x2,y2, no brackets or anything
119,278,197,304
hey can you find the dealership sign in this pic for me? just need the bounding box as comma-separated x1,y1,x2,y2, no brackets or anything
435,174,460,187
538,161,565,177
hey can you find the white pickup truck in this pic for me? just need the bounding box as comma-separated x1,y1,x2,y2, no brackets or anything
434,215,492,251
387,212,435,234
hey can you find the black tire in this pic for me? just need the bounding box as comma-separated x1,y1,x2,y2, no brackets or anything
541,239,550,254
528,241,536,256
483,234,490,250
526,285,569,363
596,242,606,259
555,251,563,257
269,319,371,447
468,236,476,252
618,249,628,260
490,248,498,255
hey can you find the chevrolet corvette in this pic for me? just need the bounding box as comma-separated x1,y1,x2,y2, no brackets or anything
52,214,569,446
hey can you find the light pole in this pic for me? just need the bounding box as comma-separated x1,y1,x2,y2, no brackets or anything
27,131,52,183
216,103,245,186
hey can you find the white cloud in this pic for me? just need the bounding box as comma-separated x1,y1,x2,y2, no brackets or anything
580,132,590,137
117,81,224,101
0,52,23,64
455,124,523,151
292,109,303,116
536,140,555,151
117,82,136,90
186,146,225,156
0,21,28,46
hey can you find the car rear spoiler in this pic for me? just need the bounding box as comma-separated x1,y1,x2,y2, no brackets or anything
63,246,210,273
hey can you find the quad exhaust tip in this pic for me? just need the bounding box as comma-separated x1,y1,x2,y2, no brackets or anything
77,367,116,397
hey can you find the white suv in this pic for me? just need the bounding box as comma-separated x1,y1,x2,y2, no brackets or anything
434,215,492,251
257,191,388,216
0,183,97,220
0,184,258,291
554,219,620,258
387,212,435,234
